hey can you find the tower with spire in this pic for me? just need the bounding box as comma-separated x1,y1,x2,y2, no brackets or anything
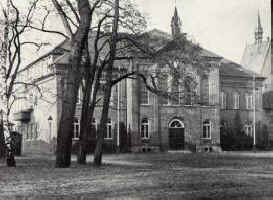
255,12,263,44
171,7,182,40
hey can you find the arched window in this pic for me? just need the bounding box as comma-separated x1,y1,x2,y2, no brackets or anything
244,123,253,137
220,92,226,109
202,120,211,139
233,92,240,109
141,118,149,139
104,119,112,139
73,118,80,139
169,119,184,128
140,81,149,105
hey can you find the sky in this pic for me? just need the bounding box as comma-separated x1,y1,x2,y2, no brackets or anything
135,0,271,63
1,0,271,65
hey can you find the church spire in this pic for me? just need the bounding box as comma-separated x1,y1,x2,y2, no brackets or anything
255,11,263,44
171,6,182,40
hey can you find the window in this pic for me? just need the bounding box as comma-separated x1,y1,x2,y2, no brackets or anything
185,78,193,105
202,120,211,139
169,119,184,128
171,82,183,105
77,87,82,104
244,124,253,137
158,73,170,105
220,92,226,109
233,93,240,109
141,118,149,139
246,94,253,109
73,118,80,139
104,119,112,139
26,123,39,140
140,81,149,105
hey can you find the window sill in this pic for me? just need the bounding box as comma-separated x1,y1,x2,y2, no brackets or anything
104,138,113,140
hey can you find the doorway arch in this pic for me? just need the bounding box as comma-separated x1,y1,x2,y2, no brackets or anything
168,119,185,150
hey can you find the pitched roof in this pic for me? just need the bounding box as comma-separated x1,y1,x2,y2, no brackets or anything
220,59,264,79
240,40,271,74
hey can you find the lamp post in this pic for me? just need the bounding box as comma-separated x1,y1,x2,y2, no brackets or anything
48,116,53,144
253,74,256,151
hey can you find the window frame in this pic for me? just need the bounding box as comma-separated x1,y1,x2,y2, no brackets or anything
245,93,253,110
202,120,211,139
141,118,149,139
220,92,226,109
244,124,253,137
104,119,112,140
233,92,240,109
140,82,150,105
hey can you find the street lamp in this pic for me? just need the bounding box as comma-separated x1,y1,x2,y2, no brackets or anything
48,116,53,144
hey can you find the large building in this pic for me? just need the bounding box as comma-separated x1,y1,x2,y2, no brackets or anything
11,8,270,154
240,13,273,144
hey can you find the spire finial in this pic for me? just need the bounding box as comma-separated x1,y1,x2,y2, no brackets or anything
255,10,263,44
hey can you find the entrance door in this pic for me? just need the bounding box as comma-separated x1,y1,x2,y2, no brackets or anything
169,119,185,150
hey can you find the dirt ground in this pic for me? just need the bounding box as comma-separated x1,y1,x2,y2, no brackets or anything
1,151,273,200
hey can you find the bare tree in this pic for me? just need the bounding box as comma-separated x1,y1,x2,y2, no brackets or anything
0,0,47,166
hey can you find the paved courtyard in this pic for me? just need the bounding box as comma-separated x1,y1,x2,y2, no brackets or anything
1,151,273,200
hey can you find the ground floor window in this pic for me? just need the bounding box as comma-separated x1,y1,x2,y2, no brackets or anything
104,119,112,139
141,118,149,139
202,120,211,139
244,124,253,137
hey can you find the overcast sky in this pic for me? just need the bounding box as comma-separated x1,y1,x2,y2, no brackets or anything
2,0,271,65
135,0,271,63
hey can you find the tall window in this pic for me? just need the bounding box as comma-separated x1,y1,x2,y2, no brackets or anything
171,82,180,105
233,92,240,109
73,118,80,139
244,124,253,137
220,92,226,109
245,94,253,109
104,119,112,139
77,87,82,104
140,81,149,105
158,73,170,105
141,118,149,139
202,120,211,139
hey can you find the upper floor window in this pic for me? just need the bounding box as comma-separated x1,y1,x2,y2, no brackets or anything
245,94,253,109
77,87,82,104
73,118,80,139
140,81,149,105
158,74,170,105
171,82,182,105
220,92,226,109
104,119,112,139
202,120,211,139
233,93,240,109
141,118,149,139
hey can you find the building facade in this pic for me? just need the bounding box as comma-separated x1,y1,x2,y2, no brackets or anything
11,8,270,154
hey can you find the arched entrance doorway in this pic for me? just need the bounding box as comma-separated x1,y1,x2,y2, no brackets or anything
169,119,185,150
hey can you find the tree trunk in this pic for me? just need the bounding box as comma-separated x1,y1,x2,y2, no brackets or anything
94,0,120,166
77,62,94,164
94,85,112,166
0,118,6,159
56,65,81,167
55,0,92,168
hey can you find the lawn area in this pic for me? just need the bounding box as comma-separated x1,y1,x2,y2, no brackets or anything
1,152,273,200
